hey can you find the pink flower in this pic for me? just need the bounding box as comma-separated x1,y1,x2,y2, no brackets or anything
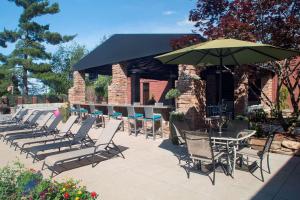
91,191,97,198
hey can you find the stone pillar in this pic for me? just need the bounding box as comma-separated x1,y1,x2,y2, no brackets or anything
68,71,86,104
108,63,130,104
176,65,206,130
234,66,248,115
261,73,273,110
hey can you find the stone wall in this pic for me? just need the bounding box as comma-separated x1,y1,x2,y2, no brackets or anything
68,71,86,104
108,63,130,105
261,73,273,111
176,64,206,130
234,66,249,115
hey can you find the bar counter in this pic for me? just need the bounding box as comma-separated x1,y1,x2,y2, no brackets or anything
77,103,174,121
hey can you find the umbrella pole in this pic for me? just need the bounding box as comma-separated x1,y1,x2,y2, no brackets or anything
218,57,223,133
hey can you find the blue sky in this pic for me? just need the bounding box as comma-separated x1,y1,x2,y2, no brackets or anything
0,0,197,54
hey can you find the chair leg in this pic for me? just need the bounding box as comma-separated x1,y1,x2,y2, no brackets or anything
134,119,137,136
267,153,271,174
260,159,264,182
152,120,155,140
212,161,216,185
128,119,131,135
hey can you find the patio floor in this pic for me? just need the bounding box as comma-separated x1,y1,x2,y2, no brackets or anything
0,124,299,200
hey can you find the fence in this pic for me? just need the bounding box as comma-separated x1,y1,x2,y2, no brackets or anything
2,95,67,107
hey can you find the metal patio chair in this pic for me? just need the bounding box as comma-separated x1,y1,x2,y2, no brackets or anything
143,107,163,140
127,106,143,136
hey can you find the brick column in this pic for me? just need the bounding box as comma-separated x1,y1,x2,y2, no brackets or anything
68,71,86,104
234,66,248,115
261,73,273,110
176,64,206,130
108,63,130,104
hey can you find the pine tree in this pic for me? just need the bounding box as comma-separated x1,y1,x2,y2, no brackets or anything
4,0,75,95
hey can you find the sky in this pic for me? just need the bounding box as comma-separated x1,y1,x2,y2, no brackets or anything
0,0,197,55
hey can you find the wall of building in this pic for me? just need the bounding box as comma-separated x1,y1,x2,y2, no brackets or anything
68,71,86,104
139,79,170,104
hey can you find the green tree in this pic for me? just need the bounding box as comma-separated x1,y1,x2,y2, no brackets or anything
47,43,88,94
3,0,75,95
94,75,112,100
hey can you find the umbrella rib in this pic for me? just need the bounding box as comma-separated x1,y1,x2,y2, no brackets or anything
246,47,280,60
163,51,194,64
230,53,241,67
195,51,209,66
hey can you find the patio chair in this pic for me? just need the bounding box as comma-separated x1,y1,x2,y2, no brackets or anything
143,107,163,140
171,120,191,145
236,127,278,182
127,106,143,136
15,115,77,152
42,119,124,177
89,103,105,128
184,130,225,185
24,116,96,162
0,109,33,131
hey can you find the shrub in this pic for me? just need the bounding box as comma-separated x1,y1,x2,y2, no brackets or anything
169,111,185,145
0,162,98,200
165,88,181,100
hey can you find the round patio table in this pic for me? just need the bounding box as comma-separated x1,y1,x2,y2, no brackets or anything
205,115,227,134
210,129,256,177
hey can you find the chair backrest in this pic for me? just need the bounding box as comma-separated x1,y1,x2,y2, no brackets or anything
47,114,62,131
184,131,213,159
60,115,78,133
172,120,191,141
89,102,96,113
127,106,135,117
73,116,96,142
21,110,35,123
11,108,22,119
144,107,154,119
155,102,163,107
27,111,43,126
227,119,248,134
133,102,140,106
16,109,28,121
107,106,114,115
95,119,122,147
261,128,278,158
36,112,53,127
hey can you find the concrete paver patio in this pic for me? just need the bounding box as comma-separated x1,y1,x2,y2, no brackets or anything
0,124,299,200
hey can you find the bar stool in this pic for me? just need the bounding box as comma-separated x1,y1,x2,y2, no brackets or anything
127,106,143,136
107,106,122,119
89,103,105,128
143,107,163,140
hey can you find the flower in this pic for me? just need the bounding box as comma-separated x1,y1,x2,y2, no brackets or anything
75,197,80,200
62,187,66,192
64,192,70,199
91,191,97,198
77,190,82,195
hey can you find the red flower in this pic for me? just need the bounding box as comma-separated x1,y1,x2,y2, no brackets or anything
91,191,97,198
64,192,70,199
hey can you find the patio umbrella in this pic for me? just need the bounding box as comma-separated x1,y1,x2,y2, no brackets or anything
155,38,300,132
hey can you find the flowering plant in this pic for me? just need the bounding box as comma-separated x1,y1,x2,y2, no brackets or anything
0,162,98,200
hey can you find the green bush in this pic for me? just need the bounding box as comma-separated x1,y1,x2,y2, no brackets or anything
165,88,181,100
94,75,112,100
169,111,185,145
0,162,98,200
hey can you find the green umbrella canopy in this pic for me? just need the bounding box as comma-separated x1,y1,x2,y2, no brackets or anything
155,38,300,66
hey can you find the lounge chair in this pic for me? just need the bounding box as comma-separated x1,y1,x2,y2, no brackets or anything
42,119,124,177
1,111,53,141
15,115,77,152
0,107,24,125
0,110,43,139
24,116,96,162
7,114,62,145
0,109,33,131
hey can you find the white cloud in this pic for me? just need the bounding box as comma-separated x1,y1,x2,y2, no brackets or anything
162,10,176,16
177,18,194,26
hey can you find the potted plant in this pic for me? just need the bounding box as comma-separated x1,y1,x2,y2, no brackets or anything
165,88,181,108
